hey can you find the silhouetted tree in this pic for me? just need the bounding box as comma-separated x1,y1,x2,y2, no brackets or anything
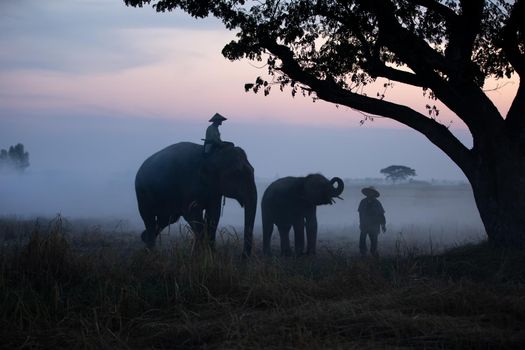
380,165,416,183
124,1,525,248
0,143,30,173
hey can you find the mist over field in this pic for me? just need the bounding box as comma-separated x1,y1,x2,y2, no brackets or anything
2,3,524,349
0,114,483,246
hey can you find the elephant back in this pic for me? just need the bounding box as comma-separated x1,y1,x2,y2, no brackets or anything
135,142,204,194
262,176,302,206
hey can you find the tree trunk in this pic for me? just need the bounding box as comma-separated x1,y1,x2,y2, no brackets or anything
468,146,525,248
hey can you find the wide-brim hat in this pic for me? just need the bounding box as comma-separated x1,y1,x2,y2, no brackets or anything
361,187,380,198
209,113,227,122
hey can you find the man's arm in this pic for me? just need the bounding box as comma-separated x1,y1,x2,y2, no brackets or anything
378,201,386,233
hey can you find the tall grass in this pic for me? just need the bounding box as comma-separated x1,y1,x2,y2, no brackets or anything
1,216,524,349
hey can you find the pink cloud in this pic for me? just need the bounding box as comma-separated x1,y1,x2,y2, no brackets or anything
1,26,517,131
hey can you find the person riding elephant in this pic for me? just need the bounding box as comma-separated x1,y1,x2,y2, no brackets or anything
204,113,233,155
135,141,257,256
262,174,344,256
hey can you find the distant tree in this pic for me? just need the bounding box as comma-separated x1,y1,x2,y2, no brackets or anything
124,1,525,248
380,165,416,183
0,143,30,173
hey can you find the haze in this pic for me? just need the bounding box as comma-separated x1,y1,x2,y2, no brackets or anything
0,114,484,245
2,0,513,245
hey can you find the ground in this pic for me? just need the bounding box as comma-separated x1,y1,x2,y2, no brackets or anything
1,216,524,349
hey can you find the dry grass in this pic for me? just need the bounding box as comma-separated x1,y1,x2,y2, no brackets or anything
1,216,524,349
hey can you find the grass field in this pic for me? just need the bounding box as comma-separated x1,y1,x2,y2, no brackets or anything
1,216,524,349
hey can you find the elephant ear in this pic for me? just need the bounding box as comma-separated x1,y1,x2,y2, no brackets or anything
302,174,324,204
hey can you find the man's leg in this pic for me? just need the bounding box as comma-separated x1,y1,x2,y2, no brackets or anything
370,231,379,257
359,230,368,256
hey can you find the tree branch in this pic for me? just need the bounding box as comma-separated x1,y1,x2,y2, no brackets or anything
506,78,525,135
500,0,525,75
365,0,451,76
364,0,504,138
323,4,426,88
444,0,484,80
412,0,458,21
501,1,525,131
263,40,474,173
366,61,426,87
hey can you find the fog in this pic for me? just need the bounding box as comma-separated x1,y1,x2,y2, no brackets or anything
0,114,484,245
0,0,501,247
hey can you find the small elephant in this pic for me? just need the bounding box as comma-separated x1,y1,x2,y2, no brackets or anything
262,174,344,256
135,142,257,256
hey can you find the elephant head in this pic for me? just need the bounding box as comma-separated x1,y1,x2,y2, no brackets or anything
302,174,344,205
201,146,257,255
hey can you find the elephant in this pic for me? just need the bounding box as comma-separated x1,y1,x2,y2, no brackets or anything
262,174,344,256
135,142,257,256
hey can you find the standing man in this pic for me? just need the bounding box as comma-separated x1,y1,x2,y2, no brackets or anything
204,113,228,155
358,187,386,257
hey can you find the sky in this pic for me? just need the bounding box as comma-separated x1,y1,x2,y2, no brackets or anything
0,0,517,231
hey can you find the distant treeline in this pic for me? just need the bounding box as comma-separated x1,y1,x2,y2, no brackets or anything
0,143,30,173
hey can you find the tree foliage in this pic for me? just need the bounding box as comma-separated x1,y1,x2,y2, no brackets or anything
380,165,416,183
0,143,30,173
124,0,525,247
121,1,524,166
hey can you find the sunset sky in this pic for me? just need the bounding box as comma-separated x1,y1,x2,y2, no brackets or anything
2,0,363,126
0,0,519,219
1,0,516,126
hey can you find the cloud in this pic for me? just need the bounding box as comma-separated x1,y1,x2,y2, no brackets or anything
0,0,224,74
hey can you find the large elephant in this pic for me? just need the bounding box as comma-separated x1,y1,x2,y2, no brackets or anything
135,142,257,256
262,174,344,256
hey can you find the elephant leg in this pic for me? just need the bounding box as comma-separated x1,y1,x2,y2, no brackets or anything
141,219,157,249
262,211,274,256
156,215,171,235
163,214,181,238
305,207,318,255
293,218,305,256
141,212,174,248
139,205,159,248
277,224,292,257
369,232,379,257
184,209,205,240
359,231,368,256
142,214,171,248
204,197,222,246
169,215,180,225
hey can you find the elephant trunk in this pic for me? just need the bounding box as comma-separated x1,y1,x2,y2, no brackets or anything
330,177,344,198
242,182,257,257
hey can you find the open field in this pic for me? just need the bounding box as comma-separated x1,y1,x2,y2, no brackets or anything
1,216,524,349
